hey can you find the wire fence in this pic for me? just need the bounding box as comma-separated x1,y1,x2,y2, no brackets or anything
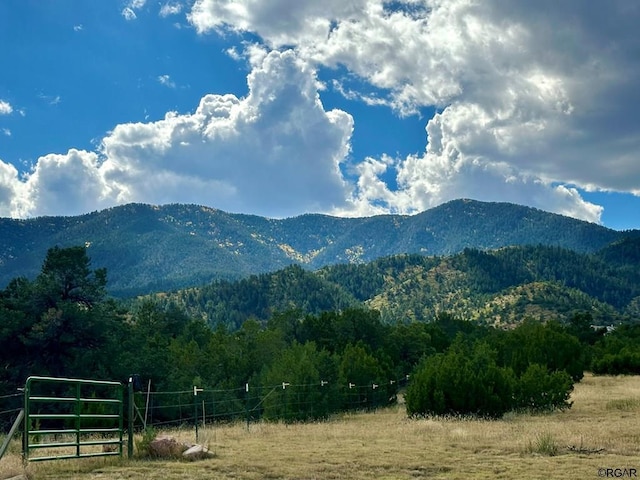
1,375,410,440
131,376,410,431
0,392,23,432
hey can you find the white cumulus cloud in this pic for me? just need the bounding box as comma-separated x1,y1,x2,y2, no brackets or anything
0,160,35,218
189,0,640,224
1,51,353,219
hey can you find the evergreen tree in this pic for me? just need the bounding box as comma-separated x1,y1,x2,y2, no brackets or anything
405,337,516,418
0,246,125,387
260,342,339,421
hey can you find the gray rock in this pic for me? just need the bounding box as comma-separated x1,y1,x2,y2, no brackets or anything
182,444,215,461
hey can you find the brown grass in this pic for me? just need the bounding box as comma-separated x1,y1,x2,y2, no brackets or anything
2,373,639,480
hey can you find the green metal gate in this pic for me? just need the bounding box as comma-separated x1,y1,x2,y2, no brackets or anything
23,376,124,462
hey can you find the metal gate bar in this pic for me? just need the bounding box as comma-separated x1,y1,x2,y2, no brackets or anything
23,376,124,462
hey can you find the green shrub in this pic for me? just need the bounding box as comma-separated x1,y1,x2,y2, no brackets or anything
406,336,575,418
405,337,516,418
515,363,573,412
591,349,640,375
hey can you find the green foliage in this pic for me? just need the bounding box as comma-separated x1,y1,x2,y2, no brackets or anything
297,308,389,354
385,322,437,375
135,427,158,458
596,236,640,267
320,255,422,301
150,265,360,330
339,343,395,411
491,319,586,381
37,245,107,308
406,338,517,418
406,332,576,418
260,342,339,421
565,312,605,346
591,324,640,375
515,364,573,412
592,349,640,375
433,312,485,341
0,245,125,384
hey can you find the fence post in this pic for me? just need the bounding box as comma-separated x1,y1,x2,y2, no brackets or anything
0,409,24,461
128,377,134,459
282,382,289,422
245,383,250,431
193,386,203,443
23,379,30,462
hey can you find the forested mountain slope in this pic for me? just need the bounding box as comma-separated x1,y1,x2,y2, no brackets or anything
0,199,632,297
149,242,640,330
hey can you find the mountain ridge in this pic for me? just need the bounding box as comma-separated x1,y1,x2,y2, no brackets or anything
0,199,633,297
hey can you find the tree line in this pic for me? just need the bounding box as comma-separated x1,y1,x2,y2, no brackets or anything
1,246,639,428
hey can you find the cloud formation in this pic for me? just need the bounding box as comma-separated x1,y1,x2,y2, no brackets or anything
189,0,640,223
2,1,638,225
157,75,176,88
159,2,183,17
0,100,13,115
0,51,352,218
122,0,146,20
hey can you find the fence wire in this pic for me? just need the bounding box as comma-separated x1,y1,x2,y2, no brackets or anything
0,391,24,432
131,376,409,430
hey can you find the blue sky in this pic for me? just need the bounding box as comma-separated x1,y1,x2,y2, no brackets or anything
1,0,639,231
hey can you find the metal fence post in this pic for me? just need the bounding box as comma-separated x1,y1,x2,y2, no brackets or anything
23,378,30,462
245,383,250,431
193,386,203,443
128,377,134,459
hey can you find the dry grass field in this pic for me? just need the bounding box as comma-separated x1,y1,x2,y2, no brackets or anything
2,373,639,480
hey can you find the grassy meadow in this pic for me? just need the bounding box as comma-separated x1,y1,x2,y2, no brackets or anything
2,373,639,480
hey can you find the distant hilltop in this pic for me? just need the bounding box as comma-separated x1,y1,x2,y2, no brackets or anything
1,199,634,297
